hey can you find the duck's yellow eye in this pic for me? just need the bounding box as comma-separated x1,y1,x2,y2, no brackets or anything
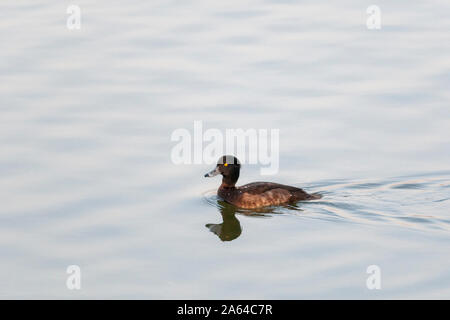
224,163,228,167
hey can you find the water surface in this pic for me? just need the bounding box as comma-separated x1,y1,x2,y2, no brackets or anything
1,0,450,298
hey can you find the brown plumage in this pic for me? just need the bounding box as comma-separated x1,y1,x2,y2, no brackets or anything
204,155,321,209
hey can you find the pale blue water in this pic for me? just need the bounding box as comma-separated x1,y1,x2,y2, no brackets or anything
1,0,450,298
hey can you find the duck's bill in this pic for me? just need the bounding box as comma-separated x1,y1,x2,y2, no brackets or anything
204,167,220,177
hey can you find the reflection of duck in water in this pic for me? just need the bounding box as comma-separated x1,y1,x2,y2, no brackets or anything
206,201,242,241
205,200,281,242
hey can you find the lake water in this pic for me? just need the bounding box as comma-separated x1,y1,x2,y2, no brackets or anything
1,0,449,299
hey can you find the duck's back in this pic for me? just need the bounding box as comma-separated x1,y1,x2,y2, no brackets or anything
238,182,306,195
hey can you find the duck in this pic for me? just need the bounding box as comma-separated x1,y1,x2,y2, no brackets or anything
204,155,321,209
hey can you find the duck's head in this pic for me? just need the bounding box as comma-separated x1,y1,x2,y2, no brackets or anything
204,155,241,187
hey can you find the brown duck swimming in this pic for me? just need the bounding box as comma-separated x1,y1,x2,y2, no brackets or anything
204,155,321,209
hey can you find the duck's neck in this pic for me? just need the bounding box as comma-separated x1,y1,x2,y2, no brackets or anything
220,173,239,189
220,181,236,189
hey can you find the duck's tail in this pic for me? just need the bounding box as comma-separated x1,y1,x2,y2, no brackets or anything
308,192,322,200
290,189,322,201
